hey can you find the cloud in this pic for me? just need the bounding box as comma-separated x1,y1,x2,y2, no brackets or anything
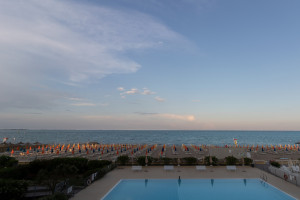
160,114,195,121
117,87,125,91
0,0,184,110
119,87,156,98
135,112,195,121
68,97,84,101
141,88,156,95
122,88,139,95
134,112,159,115
71,103,96,107
155,96,165,102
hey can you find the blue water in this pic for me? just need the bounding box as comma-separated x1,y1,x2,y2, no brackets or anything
0,130,300,145
102,179,295,200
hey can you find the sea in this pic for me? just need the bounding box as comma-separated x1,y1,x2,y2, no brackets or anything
1,130,300,146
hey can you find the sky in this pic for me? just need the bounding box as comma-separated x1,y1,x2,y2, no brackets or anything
0,0,300,130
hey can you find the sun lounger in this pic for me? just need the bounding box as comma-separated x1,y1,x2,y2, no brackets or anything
226,165,237,171
132,166,142,171
164,165,174,171
196,165,206,171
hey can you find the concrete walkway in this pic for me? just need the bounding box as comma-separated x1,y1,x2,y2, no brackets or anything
72,166,300,200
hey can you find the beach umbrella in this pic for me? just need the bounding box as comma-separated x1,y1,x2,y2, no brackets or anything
11,149,14,155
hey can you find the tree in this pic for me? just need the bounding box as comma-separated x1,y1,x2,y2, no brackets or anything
37,164,78,194
225,156,238,165
117,155,129,165
0,155,18,168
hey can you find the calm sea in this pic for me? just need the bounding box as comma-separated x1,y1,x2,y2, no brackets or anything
0,130,300,145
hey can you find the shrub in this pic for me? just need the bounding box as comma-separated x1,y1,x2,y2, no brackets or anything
270,161,281,168
204,156,218,166
137,156,153,166
38,193,68,200
225,156,238,165
183,157,197,165
243,158,253,166
87,160,111,170
37,164,78,194
0,165,30,180
117,155,130,165
0,155,18,168
29,158,88,174
161,157,172,165
0,179,28,200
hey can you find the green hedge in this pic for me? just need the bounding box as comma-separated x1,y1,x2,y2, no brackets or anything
0,179,28,200
0,155,18,168
117,155,130,165
30,158,89,174
270,161,281,168
38,193,68,200
0,165,30,180
225,156,238,165
183,157,197,165
161,157,173,165
137,156,153,166
87,160,112,170
0,158,111,180
204,156,218,166
243,158,253,166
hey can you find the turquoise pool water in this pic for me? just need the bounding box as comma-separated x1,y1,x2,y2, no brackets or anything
102,179,295,200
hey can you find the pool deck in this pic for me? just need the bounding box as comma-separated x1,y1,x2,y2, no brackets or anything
71,166,300,200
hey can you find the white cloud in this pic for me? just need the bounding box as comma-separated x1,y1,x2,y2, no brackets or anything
159,114,195,121
155,96,165,102
71,103,96,106
68,97,84,101
141,88,156,95
122,88,139,95
0,0,185,110
117,87,125,91
135,112,195,121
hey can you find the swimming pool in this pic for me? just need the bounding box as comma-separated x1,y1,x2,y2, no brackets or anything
102,179,295,200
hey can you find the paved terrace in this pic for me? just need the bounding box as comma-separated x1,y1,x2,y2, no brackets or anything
71,166,300,200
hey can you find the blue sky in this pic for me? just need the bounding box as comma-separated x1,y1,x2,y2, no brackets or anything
0,0,300,130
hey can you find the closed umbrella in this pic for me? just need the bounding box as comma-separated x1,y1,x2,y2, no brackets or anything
145,156,148,166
